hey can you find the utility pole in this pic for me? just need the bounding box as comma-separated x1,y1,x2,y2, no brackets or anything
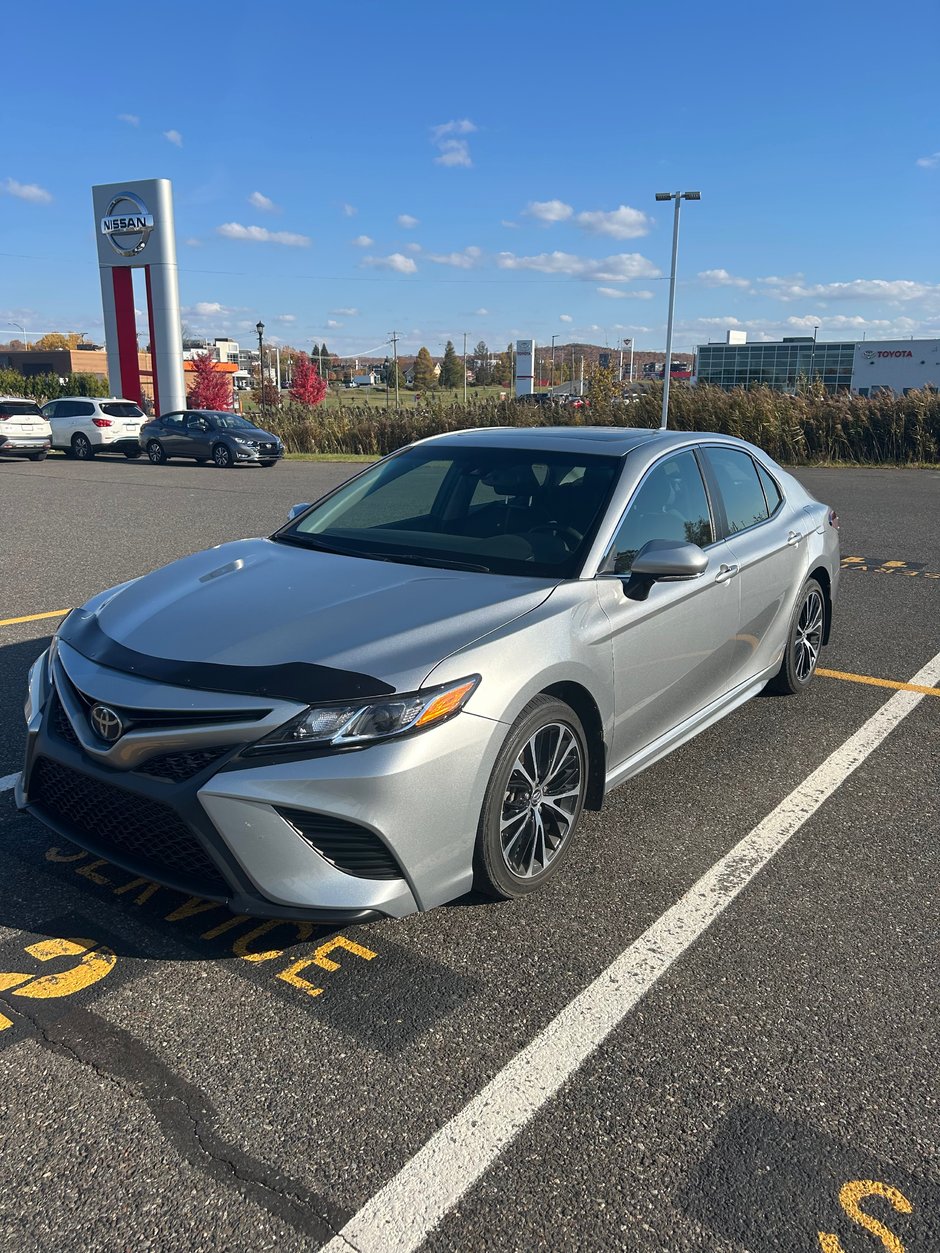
579,355,584,396
462,331,467,405
390,331,400,409
550,333,558,392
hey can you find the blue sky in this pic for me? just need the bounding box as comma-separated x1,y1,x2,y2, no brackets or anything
2,0,939,361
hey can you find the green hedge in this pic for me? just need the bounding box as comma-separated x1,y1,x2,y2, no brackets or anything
261,383,940,464
0,370,111,402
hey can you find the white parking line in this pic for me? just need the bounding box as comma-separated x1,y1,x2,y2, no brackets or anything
0,773,19,794
322,646,940,1253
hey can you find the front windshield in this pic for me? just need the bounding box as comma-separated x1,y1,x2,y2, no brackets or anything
206,413,258,431
276,445,621,577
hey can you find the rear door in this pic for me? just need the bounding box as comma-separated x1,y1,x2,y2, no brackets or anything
699,445,805,685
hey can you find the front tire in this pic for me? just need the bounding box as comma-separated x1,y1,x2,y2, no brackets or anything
768,577,825,695
147,440,168,465
72,433,94,460
212,443,234,469
259,460,277,467
124,449,142,459
475,695,588,899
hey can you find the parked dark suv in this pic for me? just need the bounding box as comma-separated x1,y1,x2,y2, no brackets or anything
139,410,284,468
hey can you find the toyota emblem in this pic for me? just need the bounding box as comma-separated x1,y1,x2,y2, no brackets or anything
90,704,124,743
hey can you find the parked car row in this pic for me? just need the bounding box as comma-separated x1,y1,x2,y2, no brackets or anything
0,397,284,468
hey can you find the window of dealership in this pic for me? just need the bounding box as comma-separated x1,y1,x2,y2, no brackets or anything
695,338,856,392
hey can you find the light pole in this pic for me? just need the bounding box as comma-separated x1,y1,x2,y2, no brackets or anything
8,321,28,349
550,333,559,392
255,320,265,416
655,190,700,429
810,323,819,388
462,331,468,405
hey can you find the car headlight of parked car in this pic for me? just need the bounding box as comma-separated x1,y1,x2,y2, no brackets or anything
249,675,480,753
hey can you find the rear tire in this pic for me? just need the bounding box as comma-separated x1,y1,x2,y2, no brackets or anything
147,440,168,465
27,450,48,461
475,695,588,900
212,443,234,469
767,577,825,695
124,449,143,459
72,433,94,460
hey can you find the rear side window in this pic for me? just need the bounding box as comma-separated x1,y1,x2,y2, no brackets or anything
74,401,96,417
703,447,770,535
101,402,144,418
756,463,783,515
0,401,43,418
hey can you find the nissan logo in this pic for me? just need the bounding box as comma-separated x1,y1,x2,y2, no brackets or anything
90,704,124,743
100,192,155,257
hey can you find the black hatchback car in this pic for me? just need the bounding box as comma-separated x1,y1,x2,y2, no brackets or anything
140,410,284,468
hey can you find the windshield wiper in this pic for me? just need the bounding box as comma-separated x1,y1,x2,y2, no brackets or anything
273,533,363,558
364,550,492,573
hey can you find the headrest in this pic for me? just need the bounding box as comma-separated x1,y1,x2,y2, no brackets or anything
481,464,541,497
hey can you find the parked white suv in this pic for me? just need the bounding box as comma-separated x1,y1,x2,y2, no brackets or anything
0,398,51,461
42,397,146,460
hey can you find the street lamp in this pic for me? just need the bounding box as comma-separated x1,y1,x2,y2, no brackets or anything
550,333,559,392
655,190,700,429
255,321,265,415
8,321,28,349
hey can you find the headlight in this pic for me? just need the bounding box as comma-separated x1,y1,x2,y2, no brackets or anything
249,675,480,753
235,437,258,448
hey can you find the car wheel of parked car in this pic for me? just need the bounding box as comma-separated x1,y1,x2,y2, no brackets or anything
123,450,142,459
72,433,94,460
475,694,588,899
147,440,168,465
259,460,277,468
27,451,48,462
195,458,208,465
767,577,825,695
212,443,234,469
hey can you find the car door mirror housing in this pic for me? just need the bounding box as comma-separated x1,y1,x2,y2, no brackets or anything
615,540,708,602
288,503,312,522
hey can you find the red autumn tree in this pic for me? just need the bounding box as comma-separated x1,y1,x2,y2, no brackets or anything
186,351,232,410
289,352,328,407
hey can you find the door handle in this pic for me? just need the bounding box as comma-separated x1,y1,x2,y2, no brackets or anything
715,563,739,584
786,530,801,546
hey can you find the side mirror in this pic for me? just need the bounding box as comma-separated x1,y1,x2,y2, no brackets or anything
622,540,708,601
288,502,312,522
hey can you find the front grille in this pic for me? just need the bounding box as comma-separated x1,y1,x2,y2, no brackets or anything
137,746,231,782
277,807,403,880
30,756,229,895
50,694,80,746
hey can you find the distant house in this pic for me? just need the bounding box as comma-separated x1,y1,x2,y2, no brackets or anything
402,361,442,386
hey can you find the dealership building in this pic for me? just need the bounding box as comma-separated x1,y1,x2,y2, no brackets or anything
695,333,940,395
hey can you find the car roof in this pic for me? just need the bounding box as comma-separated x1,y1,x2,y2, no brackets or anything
416,425,754,457
49,395,135,403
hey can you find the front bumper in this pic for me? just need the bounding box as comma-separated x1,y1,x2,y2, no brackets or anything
233,443,284,462
19,644,502,920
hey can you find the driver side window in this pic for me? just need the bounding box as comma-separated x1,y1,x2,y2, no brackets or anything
608,451,713,574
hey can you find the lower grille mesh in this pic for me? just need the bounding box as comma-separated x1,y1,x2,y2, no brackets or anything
137,746,231,781
277,807,403,880
31,756,229,895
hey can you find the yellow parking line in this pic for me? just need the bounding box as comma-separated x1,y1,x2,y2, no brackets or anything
0,609,70,629
817,667,940,698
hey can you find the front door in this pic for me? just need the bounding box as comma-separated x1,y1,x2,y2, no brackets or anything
596,449,742,771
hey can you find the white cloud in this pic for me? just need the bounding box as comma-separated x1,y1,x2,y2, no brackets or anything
497,250,660,281
761,276,938,302
431,119,477,140
597,286,654,299
327,319,341,329
248,191,278,213
163,129,183,147
698,268,750,288
431,120,476,167
2,178,52,204
274,313,296,322
500,219,519,229
916,152,940,169
405,242,423,253
397,214,419,229
559,314,573,323
217,222,310,247
476,307,489,316
341,202,357,216
426,246,482,269
117,113,139,126
191,301,225,316
435,140,472,168
332,307,359,317
525,199,573,224
575,205,650,239
352,234,374,247
362,253,417,274
184,237,202,247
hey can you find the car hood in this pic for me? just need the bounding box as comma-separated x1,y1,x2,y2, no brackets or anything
62,538,556,699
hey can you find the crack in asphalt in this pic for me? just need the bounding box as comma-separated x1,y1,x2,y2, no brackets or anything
14,1003,353,1247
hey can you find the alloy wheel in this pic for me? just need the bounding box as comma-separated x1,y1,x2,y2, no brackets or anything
794,588,824,682
73,434,92,459
499,722,584,879
213,444,232,468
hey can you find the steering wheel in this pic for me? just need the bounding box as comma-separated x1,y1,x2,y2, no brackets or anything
527,522,582,552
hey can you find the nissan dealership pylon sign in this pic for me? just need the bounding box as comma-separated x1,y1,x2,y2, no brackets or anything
92,178,185,414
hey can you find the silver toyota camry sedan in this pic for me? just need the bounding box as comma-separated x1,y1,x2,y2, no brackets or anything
19,427,840,922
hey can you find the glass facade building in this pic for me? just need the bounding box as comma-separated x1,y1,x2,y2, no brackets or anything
695,338,855,392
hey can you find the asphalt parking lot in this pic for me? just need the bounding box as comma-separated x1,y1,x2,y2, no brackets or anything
0,454,938,1252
